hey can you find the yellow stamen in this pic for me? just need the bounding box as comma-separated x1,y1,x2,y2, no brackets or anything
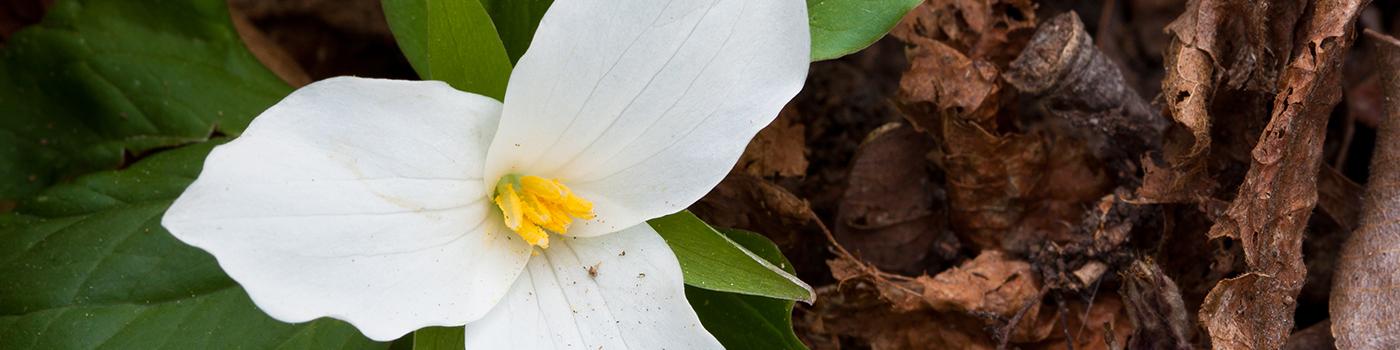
493,175,596,248
540,204,572,233
558,185,596,220
494,186,523,230
521,176,565,201
516,221,550,249
520,193,553,224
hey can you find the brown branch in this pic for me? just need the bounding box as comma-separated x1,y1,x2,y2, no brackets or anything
1004,11,1165,178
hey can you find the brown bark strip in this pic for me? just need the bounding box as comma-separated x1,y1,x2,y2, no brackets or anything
1004,12,1165,173
1331,30,1400,349
1198,1,1370,349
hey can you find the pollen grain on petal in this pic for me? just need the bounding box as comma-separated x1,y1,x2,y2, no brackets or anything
493,175,597,248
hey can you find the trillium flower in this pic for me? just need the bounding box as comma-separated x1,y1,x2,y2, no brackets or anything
161,0,809,348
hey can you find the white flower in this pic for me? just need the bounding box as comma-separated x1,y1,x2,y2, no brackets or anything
160,0,809,348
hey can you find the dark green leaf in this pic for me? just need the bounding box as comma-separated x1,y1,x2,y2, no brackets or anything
0,0,291,201
0,144,386,349
411,326,464,350
687,228,807,350
479,0,552,63
649,211,813,302
807,0,921,61
382,0,513,99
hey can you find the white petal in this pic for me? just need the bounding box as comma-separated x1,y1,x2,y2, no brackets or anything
483,0,810,236
463,224,721,349
162,77,532,341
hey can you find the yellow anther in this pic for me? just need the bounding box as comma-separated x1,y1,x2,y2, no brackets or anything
540,204,572,233
493,174,596,248
558,185,596,219
516,221,550,249
521,193,553,224
521,176,564,201
494,185,523,230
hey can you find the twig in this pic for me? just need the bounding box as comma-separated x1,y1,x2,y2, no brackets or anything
1004,11,1165,177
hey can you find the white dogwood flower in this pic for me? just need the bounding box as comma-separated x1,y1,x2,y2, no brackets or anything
161,0,808,348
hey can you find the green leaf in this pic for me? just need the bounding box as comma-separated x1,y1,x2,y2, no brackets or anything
807,0,921,61
382,0,513,99
384,0,917,83
0,143,386,349
0,0,292,201
649,211,813,302
411,327,464,350
478,0,552,63
687,228,808,350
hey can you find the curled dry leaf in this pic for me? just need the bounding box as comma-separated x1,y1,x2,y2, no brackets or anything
828,250,1040,318
818,249,1132,349
1120,259,1194,349
1199,1,1370,349
1331,29,1400,349
834,122,958,274
1140,0,1308,203
897,36,1040,250
891,0,1037,65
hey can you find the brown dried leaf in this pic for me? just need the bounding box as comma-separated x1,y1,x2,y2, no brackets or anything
1140,0,1308,203
818,251,1133,349
803,283,999,350
230,5,313,87
1199,1,1370,348
828,250,1053,342
897,37,1004,133
829,251,1040,317
1022,295,1135,350
1331,30,1400,349
917,250,1041,318
834,123,956,274
892,0,1037,65
896,36,1043,250
1137,0,1223,203
897,4,1114,253
1120,259,1194,349
734,106,808,178
1283,320,1335,350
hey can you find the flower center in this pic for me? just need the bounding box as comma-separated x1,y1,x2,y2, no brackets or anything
493,174,595,248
